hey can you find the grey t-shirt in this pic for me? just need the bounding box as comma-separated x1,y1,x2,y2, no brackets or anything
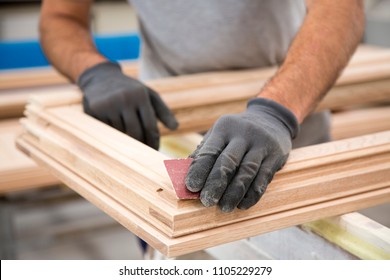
129,0,306,80
128,0,331,147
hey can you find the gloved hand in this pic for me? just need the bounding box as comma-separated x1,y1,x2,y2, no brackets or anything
78,61,178,150
185,98,299,212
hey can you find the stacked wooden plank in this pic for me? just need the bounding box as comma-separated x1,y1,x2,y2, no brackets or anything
12,57,390,136
1,103,386,196
162,134,390,260
1,45,390,121
0,61,138,91
9,45,390,256
0,119,58,193
331,106,390,140
0,62,138,119
17,91,390,256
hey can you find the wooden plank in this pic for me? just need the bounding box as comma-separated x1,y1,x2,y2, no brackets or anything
27,58,390,109
2,46,390,120
317,79,390,112
0,119,58,194
16,135,390,257
0,62,136,119
162,133,390,260
10,45,390,254
332,106,390,140
21,100,390,237
0,44,387,91
0,61,138,91
161,105,390,155
4,109,388,257
0,85,79,119
21,74,390,137
246,226,357,260
327,213,390,255
303,213,390,259
160,133,390,259
348,48,390,66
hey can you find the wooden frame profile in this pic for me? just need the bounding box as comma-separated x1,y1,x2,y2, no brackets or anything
17,92,390,255
2,102,389,195
16,132,390,257
11,45,390,257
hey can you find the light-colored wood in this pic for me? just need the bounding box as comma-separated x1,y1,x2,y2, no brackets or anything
245,226,357,260
16,136,390,257
317,79,390,111
348,48,390,66
3,103,388,195
26,58,390,109
1,46,390,120
332,106,390,140
303,213,390,259
0,62,136,119
162,133,390,260
327,213,390,255
0,119,58,194
20,99,390,237
0,44,387,91
0,61,138,91
9,44,390,256
0,85,79,119
19,72,390,136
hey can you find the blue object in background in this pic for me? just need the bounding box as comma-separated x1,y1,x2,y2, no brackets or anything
0,33,140,70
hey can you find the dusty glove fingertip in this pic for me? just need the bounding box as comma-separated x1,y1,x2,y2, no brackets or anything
237,203,250,210
200,190,219,207
220,203,235,213
185,176,202,192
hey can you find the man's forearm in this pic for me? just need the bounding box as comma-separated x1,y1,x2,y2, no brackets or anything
39,0,107,82
259,0,365,123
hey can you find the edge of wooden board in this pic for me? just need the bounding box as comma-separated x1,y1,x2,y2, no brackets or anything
16,135,390,257
22,101,390,237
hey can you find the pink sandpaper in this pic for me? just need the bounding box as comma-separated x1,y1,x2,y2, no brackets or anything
163,158,200,200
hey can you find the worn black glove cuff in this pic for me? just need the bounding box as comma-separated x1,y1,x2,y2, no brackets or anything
247,98,299,139
77,61,123,90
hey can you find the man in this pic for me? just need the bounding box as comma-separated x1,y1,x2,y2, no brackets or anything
39,0,364,213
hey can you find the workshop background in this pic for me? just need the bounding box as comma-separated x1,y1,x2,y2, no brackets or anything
0,0,389,260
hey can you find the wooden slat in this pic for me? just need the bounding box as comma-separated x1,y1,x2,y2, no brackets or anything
1,46,390,120
0,119,58,193
21,69,390,137
16,136,390,257
160,133,390,259
304,213,390,259
332,106,390,140
20,100,390,237
0,61,138,91
2,103,388,195
348,48,390,66
0,44,387,91
0,62,137,119
0,85,79,119
10,44,390,256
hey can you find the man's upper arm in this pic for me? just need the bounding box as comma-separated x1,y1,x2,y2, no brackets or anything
40,0,93,27
39,0,107,82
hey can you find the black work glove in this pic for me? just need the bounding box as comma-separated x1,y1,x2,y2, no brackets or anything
185,98,299,212
78,61,178,150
